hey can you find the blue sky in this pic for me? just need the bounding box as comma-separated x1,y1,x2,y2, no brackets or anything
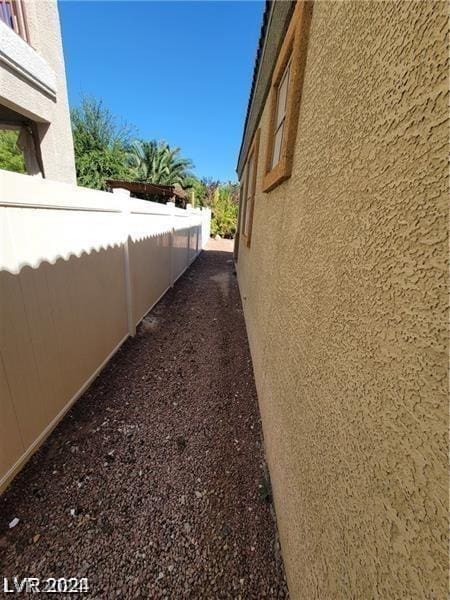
58,1,264,182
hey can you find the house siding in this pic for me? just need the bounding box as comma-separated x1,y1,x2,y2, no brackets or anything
236,1,448,598
0,0,76,183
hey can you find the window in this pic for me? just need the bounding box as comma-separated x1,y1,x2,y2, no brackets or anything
240,129,260,248
271,59,291,169
0,0,30,43
0,104,43,176
263,1,313,192
243,152,254,236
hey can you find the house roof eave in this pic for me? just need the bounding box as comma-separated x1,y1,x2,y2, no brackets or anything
236,0,296,178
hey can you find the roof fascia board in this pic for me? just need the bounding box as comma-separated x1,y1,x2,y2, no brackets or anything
237,0,295,177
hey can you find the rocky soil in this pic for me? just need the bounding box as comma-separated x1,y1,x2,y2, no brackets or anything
0,239,288,599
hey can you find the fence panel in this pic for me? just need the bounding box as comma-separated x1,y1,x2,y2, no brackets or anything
0,171,210,491
126,200,173,327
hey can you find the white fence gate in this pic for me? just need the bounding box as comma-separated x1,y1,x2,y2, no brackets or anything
0,170,211,491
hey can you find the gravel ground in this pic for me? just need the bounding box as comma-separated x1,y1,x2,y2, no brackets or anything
0,239,288,599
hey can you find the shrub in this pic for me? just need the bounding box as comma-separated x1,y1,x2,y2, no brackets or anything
210,185,239,238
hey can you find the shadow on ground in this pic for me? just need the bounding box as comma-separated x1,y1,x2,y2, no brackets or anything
0,239,288,599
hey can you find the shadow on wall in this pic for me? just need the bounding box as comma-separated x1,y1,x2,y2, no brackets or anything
0,226,201,492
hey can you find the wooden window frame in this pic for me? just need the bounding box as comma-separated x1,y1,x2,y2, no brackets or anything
262,1,313,193
270,58,291,170
241,128,260,248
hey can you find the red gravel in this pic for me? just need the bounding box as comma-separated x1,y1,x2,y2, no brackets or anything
0,239,288,599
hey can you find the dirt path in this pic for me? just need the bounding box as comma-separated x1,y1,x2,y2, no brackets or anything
0,239,288,599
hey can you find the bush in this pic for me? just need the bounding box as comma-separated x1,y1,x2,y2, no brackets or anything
71,97,133,190
210,185,238,238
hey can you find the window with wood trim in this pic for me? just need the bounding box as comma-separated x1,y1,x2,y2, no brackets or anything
263,1,313,193
240,129,260,248
271,58,291,169
243,152,254,237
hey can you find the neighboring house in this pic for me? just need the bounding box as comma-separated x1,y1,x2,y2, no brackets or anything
236,2,447,599
0,0,75,182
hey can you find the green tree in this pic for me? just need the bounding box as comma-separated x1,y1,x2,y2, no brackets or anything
210,183,239,238
183,177,239,237
71,97,133,190
201,177,221,206
127,140,193,188
184,176,207,207
0,130,26,174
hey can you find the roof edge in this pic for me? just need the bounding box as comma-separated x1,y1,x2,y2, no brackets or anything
236,0,296,177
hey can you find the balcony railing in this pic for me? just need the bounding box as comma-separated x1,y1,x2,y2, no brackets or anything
0,0,29,43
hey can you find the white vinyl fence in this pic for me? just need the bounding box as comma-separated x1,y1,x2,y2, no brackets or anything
0,170,211,491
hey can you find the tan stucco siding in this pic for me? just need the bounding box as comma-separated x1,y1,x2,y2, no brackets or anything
237,2,448,598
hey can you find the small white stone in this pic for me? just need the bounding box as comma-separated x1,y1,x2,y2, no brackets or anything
8,517,19,529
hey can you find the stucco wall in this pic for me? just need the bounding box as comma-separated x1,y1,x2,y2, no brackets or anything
237,2,448,598
0,0,75,183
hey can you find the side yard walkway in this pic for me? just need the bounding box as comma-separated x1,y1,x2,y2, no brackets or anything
0,239,288,599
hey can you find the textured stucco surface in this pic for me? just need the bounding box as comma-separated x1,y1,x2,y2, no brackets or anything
0,21,56,95
236,2,448,598
0,0,76,183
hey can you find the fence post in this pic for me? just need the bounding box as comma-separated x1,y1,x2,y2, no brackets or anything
186,203,192,266
195,207,200,256
200,207,210,250
114,188,135,337
166,201,175,287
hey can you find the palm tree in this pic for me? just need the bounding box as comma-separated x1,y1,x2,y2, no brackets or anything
128,140,193,188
